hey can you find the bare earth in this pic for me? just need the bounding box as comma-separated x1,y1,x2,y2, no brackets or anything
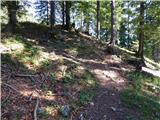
72,55,144,120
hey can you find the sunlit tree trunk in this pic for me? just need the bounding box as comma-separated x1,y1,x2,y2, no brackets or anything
80,12,83,31
97,1,100,39
86,16,90,33
138,2,145,59
110,0,117,46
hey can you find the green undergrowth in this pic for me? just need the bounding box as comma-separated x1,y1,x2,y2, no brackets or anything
121,71,160,120
1,35,57,71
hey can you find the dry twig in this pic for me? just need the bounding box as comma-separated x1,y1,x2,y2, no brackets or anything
34,98,39,120
1,82,19,93
14,74,35,77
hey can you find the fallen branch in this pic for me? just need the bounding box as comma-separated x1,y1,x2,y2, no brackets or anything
34,98,39,120
14,74,35,77
98,91,108,98
1,82,19,93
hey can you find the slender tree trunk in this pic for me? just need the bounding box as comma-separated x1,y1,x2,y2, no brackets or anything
152,42,160,62
138,2,145,59
127,1,130,48
65,1,71,30
46,1,49,25
97,1,100,39
62,1,65,26
50,1,55,30
80,12,83,31
110,0,117,45
86,16,90,34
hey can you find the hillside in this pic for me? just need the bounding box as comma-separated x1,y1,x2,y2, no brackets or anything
1,22,160,120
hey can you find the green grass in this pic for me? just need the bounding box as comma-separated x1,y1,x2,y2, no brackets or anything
121,89,160,120
121,71,160,120
82,70,97,87
78,71,97,105
79,88,96,105
41,59,52,70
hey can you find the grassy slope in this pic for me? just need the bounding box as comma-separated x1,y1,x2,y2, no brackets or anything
1,22,160,120
1,22,98,119
117,47,160,120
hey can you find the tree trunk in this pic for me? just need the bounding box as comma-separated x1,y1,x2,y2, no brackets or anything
5,1,18,32
46,1,49,25
127,1,130,48
138,2,145,59
152,43,160,62
110,0,117,45
65,1,71,30
97,1,100,39
62,1,65,26
80,12,83,31
50,1,55,30
86,16,90,34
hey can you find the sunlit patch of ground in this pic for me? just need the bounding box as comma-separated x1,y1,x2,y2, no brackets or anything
1,33,98,119
1,23,160,120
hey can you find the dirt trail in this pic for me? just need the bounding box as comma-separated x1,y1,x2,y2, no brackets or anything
1,28,145,120
73,56,143,120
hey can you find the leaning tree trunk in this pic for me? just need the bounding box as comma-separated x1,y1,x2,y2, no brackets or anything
110,0,117,46
5,1,18,32
65,1,71,30
97,1,100,39
138,2,145,60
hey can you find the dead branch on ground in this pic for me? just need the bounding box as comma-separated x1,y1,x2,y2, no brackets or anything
34,98,39,120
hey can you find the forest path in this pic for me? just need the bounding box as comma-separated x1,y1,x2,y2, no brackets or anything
51,31,144,120
71,55,144,120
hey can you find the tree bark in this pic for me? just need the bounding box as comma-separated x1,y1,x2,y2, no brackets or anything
152,43,160,62
80,12,83,31
127,1,130,48
138,2,145,59
110,0,117,46
65,1,71,30
62,1,65,26
97,1,100,39
5,1,18,32
50,1,55,30
46,1,49,25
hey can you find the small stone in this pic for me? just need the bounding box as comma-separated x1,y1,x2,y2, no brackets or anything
111,93,115,96
103,115,107,118
111,107,116,111
89,102,94,106
60,105,70,117
79,113,84,120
